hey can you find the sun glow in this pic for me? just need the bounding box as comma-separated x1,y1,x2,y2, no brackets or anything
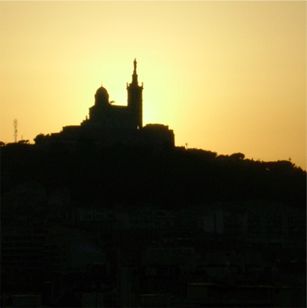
0,2,305,169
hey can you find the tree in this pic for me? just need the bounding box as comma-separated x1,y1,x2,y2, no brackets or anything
230,152,245,160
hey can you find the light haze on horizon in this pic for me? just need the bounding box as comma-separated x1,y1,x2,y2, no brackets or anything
0,2,305,169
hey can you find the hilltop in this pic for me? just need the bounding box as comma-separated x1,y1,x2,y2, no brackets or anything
2,142,305,209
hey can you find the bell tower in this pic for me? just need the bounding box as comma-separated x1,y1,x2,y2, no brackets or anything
127,59,143,129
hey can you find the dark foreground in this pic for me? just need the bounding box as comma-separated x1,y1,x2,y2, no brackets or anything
1,143,306,307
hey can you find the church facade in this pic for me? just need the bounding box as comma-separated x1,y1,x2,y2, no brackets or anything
35,60,174,148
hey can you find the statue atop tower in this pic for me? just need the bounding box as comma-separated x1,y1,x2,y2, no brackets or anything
132,58,138,84
127,59,143,129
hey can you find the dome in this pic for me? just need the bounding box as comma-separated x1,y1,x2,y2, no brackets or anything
95,86,109,105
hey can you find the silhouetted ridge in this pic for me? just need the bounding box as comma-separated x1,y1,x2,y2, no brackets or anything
2,144,305,208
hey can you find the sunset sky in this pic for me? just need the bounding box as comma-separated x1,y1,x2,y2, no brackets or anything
0,2,305,169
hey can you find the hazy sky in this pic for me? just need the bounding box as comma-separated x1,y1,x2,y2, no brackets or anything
1,2,305,169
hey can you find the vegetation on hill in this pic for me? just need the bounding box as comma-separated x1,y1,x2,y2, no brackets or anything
1,143,305,209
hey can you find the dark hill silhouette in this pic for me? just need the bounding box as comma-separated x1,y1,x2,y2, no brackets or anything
2,143,305,208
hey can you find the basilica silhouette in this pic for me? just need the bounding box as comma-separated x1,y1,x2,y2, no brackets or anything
35,60,174,148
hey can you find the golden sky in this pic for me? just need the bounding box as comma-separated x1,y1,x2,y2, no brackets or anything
0,2,305,169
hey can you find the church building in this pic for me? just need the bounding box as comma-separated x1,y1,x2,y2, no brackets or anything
35,60,174,148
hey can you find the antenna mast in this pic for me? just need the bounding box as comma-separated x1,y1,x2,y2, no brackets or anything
13,119,18,143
